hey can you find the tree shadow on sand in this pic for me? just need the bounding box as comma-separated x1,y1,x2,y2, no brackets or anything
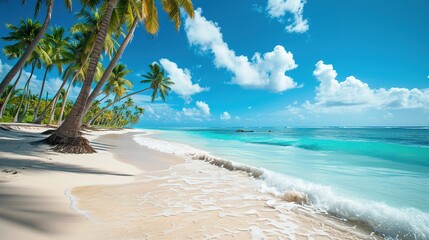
0,186,76,234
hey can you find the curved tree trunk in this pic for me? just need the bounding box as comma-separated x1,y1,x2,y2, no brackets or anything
84,18,139,116
42,0,118,153
0,68,23,119
13,64,35,122
33,66,50,121
0,1,53,97
48,94,59,125
18,93,30,123
13,76,31,123
85,87,150,126
57,77,75,125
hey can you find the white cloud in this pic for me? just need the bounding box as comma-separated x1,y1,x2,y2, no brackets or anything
182,101,211,120
309,60,429,111
185,8,299,92
159,58,208,102
220,111,231,120
196,101,210,115
0,60,81,101
266,0,309,33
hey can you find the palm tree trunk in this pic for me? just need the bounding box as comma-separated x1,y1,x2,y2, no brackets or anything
33,66,50,121
48,94,59,125
0,68,23,119
12,95,24,123
0,1,53,97
13,64,35,122
43,0,118,153
84,18,139,116
18,93,30,123
85,87,150,126
57,77,75,125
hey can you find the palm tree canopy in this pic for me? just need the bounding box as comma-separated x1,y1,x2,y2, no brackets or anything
104,63,133,98
114,0,194,35
141,63,174,102
42,26,70,74
71,8,120,58
29,0,72,17
2,19,42,58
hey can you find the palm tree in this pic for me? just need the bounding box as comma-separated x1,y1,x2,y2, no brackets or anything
84,0,195,116
0,19,44,118
42,0,119,153
104,63,133,98
141,63,174,101
44,0,194,153
0,0,72,97
70,8,120,59
85,63,173,126
33,26,70,121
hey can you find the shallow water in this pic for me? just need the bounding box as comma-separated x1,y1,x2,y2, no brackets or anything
135,127,429,239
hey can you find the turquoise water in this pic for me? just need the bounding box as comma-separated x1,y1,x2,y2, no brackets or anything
147,127,429,239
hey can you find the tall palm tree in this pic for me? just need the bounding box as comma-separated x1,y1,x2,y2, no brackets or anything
42,0,119,153
0,19,44,117
0,0,72,97
44,0,194,153
85,63,173,126
33,26,70,121
84,0,195,116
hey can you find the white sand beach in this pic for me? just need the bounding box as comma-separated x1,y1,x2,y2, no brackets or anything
0,124,378,239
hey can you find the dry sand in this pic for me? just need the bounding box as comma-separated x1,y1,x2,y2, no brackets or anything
0,124,378,239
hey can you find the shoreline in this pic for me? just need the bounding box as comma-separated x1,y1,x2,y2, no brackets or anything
74,130,378,239
0,124,378,239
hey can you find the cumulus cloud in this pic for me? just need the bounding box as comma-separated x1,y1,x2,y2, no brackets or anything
159,58,208,102
185,8,298,92
182,101,211,120
310,61,429,111
220,111,231,120
266,0,309,33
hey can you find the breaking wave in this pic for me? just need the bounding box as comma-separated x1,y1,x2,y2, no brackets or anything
133,132,429,240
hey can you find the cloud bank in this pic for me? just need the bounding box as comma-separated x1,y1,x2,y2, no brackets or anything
185,8,299,93
311,61,429,111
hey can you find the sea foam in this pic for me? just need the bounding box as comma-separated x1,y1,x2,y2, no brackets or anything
133,132,429,240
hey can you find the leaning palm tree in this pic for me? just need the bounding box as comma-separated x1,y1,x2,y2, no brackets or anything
84,63,173,126
83,0,195,116
0,19,44,118
42,0,119,153
0,0,72,97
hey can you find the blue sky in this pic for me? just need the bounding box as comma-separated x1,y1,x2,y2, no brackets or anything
0,0,428,127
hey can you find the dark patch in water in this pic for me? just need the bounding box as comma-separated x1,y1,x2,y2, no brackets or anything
190,153,263,178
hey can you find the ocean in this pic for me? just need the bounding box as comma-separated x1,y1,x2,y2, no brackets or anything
134,127,429,239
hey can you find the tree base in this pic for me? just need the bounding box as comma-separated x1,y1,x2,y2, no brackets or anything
40,133,96,154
